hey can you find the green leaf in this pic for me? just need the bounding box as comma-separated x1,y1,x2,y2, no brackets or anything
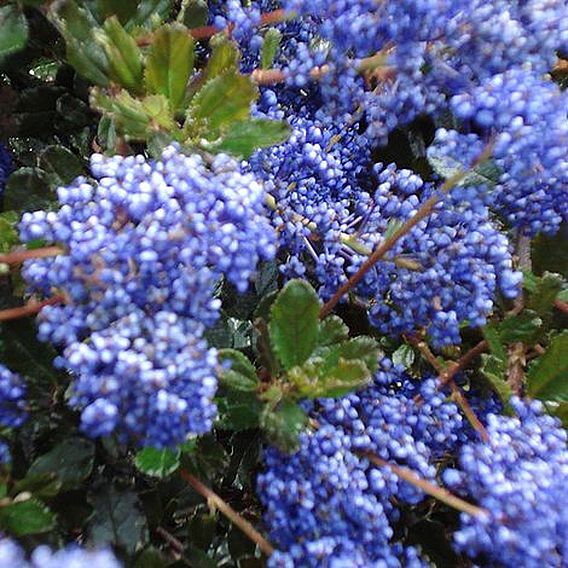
88,486,148,554
4,168,53,212
187,72,258,136
551,402,568,428
96,0,138,26
128,0,175,29
321,336,381,375
52,2,110,86
261,28,282,69
27,437,95,491
483,323,507,362
0,212,19,254
288,355,371,399
480,354,512,404
216,390,262,431
0,6,29,59
526,272,564,317
12,472,62,500
497,310,543,344
260,400,306,452
218,349,258,391
269,279,321,370
527,331,568,401
428,152,501,187
145,24,195,111
97,16,144,93
207,119,291,158
392,344,415,369
0,499,55,535
202,34,240,80
135,447,180,478
318,316,349,347
39,145,84,185
179,0,208,28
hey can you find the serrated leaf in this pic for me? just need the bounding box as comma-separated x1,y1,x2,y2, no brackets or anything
497,310,543,344
4,168,53,212
392,344,415,369
483,323,507,362
179,0,208,28
128,0,175,29
135,447,180,478
527,331,568,401
288,355,371,399
216,390,262,431
480,354,512,404
0,212,19,254
526,272,564,317
218,349,258,391
0,6,29,59
207,119,291,158
27,437,95,491
88,486,148,554
428,152,501,187
39,145,84,185
321,336,381,375
0,499,55,535
260,400,306,452
97,16,144,93
188,72,258,136
52,2,110,86
203,34,240,80
318,316,349,347
145,23,195,111
269,279,320,370
261,28,282,69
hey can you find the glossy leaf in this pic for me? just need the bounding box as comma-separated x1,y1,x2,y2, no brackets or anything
135,447,181,478
218,349,258,391
0,499,55,535
260,400,306,452
269,279,320,370
527,331,568,401
318,316,349,347
0,6,29,60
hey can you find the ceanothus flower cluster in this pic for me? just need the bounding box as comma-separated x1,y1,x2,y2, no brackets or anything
0,538,121,568
443,398,568,567
0,365,27,430
258,360,473,566
19,145,276,447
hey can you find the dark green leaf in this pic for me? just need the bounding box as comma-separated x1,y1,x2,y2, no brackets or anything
527,331,568,401
483,323,507,362
318,316,349,347
12,472,62,500
261,28,282,69
526,272,564,317
260,400,306,452
39,146,84,185
28,437,95,491
134,547,168,568
321,336,381,375
135,447,180,478
392,344,415,369
216,389,262,431
98,16,144,93
208,119,291,158
0,499,55,535
551,402,568,428
95,0,138,25
180,0,208,28
88,486,148,554
145,24,195,111
497,310,543,344
0,6,29,60
269,279,320,370
128,0,175,29
480,354,512,404
218,349,258,391
4,168,53,212
188,72,258,136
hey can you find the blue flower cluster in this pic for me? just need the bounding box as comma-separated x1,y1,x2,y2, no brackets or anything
258,360,472,566
0,365,27,430
0,143,12,197
443,399,568,567
0,538,121,568
19,146,276,447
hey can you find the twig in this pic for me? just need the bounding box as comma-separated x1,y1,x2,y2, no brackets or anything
0,296,64,322
319,143,494,319
410,338,490,442
364,453,488,518
439,340,488,388
156,526,184,558
179,470,274,557
0,247,63,265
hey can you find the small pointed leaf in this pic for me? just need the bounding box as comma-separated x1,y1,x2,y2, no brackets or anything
527,331,568,401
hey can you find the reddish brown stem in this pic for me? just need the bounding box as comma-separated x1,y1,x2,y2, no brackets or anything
364,454,487,518
179,470,274,557
0,247,63,265
554,299,568,315
0,296,64,322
